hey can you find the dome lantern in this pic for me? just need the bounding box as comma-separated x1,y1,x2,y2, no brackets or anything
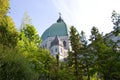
57,13,64,23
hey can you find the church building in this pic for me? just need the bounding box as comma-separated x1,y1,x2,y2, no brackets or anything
41,14,71,60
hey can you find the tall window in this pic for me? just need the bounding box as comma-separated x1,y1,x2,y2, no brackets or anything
63,41,66,47
55,48,57,52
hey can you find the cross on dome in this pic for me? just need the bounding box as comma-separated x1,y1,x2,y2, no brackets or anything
59,12,61,17
57,12,64,23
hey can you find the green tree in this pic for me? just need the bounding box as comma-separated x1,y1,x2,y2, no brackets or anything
0,0,18,48
69,26,83,80
89,26,104,79
25,48,56,80
0,44,34,80
80,31,92,80
80,31,87,48
18,24,41,52
0,0,9,17
111,10,120,36
89,26,120,80
89,26,99,41
0,16,18,47
0,1,34,79
0,1,59,80
18,16,58,79
18,13,57,80
18,13,41,51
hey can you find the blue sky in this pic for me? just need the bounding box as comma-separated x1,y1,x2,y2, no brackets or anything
9,0,120,38
9,0,58,36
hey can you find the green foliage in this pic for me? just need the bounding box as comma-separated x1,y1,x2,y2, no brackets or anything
18,12,41,50
70,26,81,52
0,45,34,80
89,26,120,80
69,26,83,80
18,17,58,79
55,62,76,80
26,48,57,80
0,0,9,16
17,24,41,52
19,24,41,47
0,0,18,48
0,16,18,47
80,31,87,47
0,1,120,79
111,10,120,36
22,24,41,44
90,26,100,41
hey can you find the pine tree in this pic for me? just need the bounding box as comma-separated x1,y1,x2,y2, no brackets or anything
89,26,120,80
69,26,82,80
111,10,120,36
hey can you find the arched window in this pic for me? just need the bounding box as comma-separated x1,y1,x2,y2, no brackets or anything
63,41,66,47
55,48,57,52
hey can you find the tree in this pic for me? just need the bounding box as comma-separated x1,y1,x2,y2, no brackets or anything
0,0,18,48
69,26,82,80
18,24,41,52
21,24,41,44
0,16,18,47
20,12,32,30
89,26,120,80
0,44,34,80
89,26,104,79
18,13,41,51
0,0,9,17
18,15,59,79
0,1,35,79
89,26,99,41
111,10,120,36
80,31,87,48
0,1,61,80
80,31,93,80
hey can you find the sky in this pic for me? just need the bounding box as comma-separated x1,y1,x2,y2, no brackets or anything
9,0,120,38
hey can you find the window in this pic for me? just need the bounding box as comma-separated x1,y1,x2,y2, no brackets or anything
63,41,66,47
55,48,57,52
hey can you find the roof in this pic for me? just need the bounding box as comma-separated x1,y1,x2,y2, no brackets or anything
41,16,70,41
51,36,63,47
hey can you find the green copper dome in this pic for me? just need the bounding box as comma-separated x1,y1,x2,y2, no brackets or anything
41,16,69,41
